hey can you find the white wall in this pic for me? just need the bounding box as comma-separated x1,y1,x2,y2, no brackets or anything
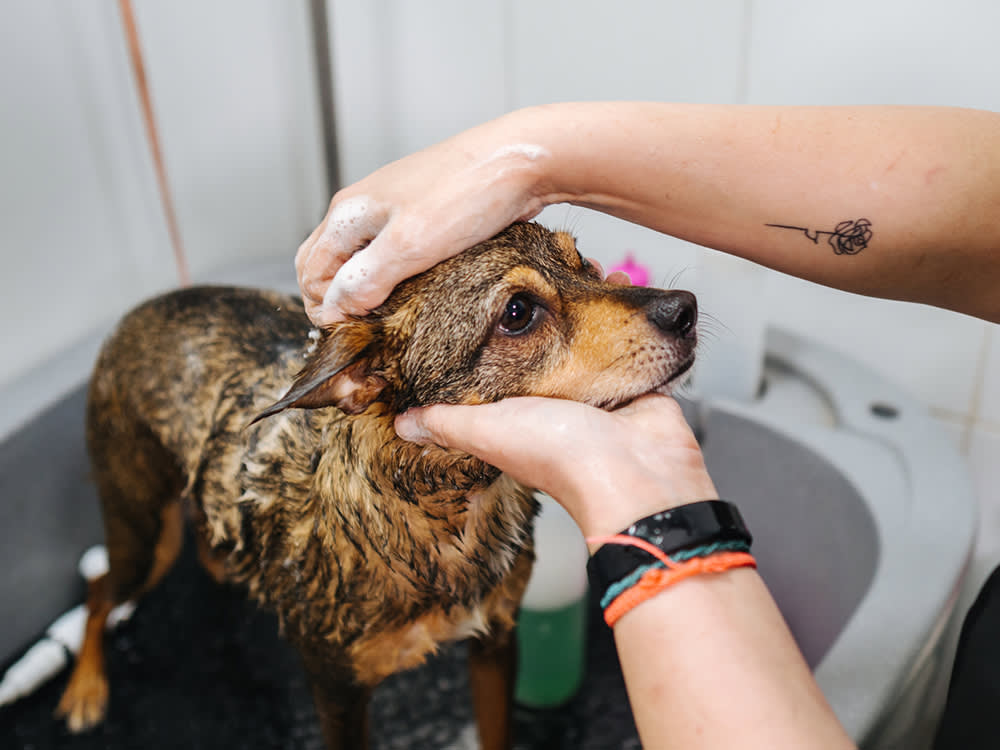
0,0,327,390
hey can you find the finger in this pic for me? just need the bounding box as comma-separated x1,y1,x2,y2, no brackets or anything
317,218,465,322
299,196,390,324
315,240,410,323
584,256,631,286
295,217,327,279
394,398,583,480
395,400,529,453
297,227,339,323
606,270,632,286
612,394,692,437
586,256,606,277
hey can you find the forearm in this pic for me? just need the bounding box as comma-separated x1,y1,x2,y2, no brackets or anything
510,102,1000,321
613,566,856,749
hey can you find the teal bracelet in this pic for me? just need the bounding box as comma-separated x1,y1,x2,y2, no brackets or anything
598,539,752,610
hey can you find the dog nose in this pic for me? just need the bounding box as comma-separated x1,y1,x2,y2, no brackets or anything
647,291,698,338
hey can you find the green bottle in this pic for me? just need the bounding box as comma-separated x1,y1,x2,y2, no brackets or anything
515,492,589,708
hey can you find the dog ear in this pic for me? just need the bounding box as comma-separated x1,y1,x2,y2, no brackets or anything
252,322,389,422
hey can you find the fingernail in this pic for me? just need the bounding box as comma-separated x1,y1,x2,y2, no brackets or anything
395,411,433,444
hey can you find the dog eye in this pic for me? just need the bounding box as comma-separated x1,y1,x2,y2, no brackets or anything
498,294,538,335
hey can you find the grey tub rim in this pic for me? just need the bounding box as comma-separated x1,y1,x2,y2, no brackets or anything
700,327,976,744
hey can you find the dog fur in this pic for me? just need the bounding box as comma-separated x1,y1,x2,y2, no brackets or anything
54,222,698,749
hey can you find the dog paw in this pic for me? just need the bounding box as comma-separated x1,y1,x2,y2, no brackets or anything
54,671,109,733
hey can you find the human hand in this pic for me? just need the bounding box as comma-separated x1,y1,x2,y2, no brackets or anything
296,110,563,325
394,394,717,550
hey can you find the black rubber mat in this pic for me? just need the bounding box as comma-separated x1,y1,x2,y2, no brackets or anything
0,533,639,749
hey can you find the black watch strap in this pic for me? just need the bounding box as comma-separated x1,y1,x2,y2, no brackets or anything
586,500,752,597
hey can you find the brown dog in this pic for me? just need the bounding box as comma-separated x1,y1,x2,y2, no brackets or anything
54,222,697,749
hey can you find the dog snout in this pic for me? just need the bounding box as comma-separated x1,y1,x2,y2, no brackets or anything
647,291,697,339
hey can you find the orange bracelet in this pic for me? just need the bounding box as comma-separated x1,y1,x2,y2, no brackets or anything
586,532,757,627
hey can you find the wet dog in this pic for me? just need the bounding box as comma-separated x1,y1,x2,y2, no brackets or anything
55,222,697,749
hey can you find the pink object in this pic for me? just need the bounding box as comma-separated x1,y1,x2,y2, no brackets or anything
608,253,650,286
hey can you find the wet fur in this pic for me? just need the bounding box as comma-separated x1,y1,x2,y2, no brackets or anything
55,223,698,749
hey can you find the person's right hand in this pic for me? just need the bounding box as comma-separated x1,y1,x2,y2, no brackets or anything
395,394,718,549
296,110,560,326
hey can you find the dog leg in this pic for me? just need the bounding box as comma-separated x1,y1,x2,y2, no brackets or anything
55,484,184,732
305,669,372,750
194,529,229,584
54,573,113,732
468,629,517,750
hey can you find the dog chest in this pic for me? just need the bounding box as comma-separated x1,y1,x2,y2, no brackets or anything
347,594,510,686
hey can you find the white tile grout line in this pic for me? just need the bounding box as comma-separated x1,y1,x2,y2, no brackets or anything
962,322,995,454
737,0,755,105
929,406,1000,447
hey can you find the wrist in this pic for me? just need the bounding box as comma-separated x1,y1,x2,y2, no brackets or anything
573,466,719,553
587,501,756,628
506,102,675,218
494,104,593,209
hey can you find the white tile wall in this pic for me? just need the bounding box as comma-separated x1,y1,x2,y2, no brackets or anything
0,1,173,390
747,0,1000,109
328,0,395,186
0,1,327,391
508,0,750,106
386,1,508,158
131,0,327,275
330,0,508,184
963,424,1000,660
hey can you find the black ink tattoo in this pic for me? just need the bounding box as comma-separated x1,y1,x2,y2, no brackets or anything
766,218,873,255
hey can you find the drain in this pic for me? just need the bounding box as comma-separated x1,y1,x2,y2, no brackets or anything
870,402,900,419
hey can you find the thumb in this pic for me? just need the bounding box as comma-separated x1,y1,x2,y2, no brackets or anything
393,405,441,446
394,398,582,486
394,401,523,457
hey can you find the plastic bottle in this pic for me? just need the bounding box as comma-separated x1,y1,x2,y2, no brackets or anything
515,492,589,707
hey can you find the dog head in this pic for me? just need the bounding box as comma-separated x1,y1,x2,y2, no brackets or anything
257,222,697,419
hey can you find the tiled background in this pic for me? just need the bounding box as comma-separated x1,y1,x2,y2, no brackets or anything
3,0,999,744
0,1,327,392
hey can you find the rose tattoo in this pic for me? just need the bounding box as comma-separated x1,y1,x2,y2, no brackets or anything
766,218,873,255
